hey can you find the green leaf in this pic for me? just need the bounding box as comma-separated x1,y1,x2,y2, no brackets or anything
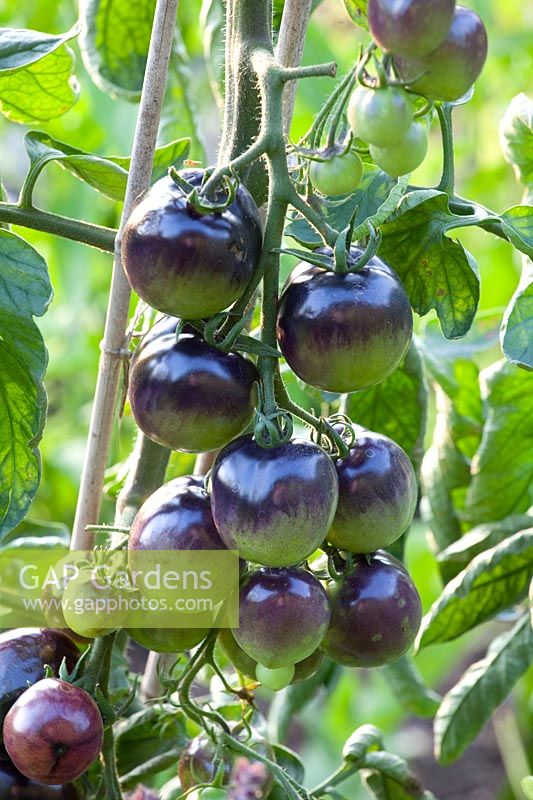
115,706,188,778
343,724,383,762
271,744,305,784
500,205,533,258
200,0,225,103
523,776,533,800
285,168,408,248
342,0,369,30
341,340,428,471
0,230,52,540
0,41,79,123
464,360,533,525
0,26,77,72
23,131,190,201
417,529,533,648
435,613,533,764
361,752,436,800
269,660,339,742
0,518,70,549
437,514,533,578
379,656,441,718
379,190,480,339
499,93,533,188
501,258,533,370
79,0,156,100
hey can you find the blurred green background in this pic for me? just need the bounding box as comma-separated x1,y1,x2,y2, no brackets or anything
0,1,531,797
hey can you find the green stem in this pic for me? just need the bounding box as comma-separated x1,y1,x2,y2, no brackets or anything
311,764,358,796
221,733,310,799
436,103,455,196
0,201,116,252
114,434,170,528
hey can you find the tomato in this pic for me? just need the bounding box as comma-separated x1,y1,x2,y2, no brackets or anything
62,568,128,639
347,85,413,147
394,6,488,102
4,679,103,785
321,552,422,667
218,629,324,683
276,252,412,393
234,567,331,669
368,0,455,58
122,169,262,319
0,629,79,730
310,150,363,196
129,319,259,453
127,627,208,654
370,120,428,177
210,436,338,567
328,430,418,553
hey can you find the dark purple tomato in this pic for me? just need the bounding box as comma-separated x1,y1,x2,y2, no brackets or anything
234,568,331,668
210,436,338,567
0,630,79,729
4,679,103,785
394,6,488,102
129,321,259,453
122,169,262,319
126,627,208,654
0,760,78,798
328,430,418,553
276,253,413,393
368,0,455,58
321,552,422,667
217,628,324,683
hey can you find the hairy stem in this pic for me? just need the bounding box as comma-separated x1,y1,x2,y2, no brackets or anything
0,201,116,251
114,434,170,528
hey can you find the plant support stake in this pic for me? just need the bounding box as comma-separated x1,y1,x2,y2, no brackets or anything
71,0,180,549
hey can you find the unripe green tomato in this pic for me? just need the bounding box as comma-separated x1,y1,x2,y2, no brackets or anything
348,86,413,147
61,569,128,639
310,150,363,196
255,663,295,691
370,121,428,177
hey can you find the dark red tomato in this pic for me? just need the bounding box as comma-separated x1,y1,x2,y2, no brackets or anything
234,567,331,669
210,436,338,567
0,760,78,798
328,430,418,553
129,320,259,453
0,629,79,729
4,679,103,785
321,552,422,667
394,6,488,101
122,169,262,319
217,628,324,683
368,0,455,58
276,252,413,393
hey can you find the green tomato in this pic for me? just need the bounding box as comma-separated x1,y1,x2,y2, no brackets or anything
370,121,428,177
348,85,413,147
61,569,128,639
310,150,363,196
255,663,295,691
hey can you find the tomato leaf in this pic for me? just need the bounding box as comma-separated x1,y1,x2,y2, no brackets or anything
0,26,77,71
500,205,533,258
379,190,480,339
23,131,190,201
79,0,156,100
0,518,70,549
464,360,533,525
501,257,533,370
417,529,533,648
434,613,533,764
343,724,383,762
341,340,428,471
499,93,533,188
379,656,441,718
361,751,436,800
115,707,188,778
342,0,369,30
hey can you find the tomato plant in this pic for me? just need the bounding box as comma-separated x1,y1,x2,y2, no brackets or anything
0,0,532,799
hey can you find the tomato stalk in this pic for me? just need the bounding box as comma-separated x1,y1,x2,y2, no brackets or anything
436,102,456,196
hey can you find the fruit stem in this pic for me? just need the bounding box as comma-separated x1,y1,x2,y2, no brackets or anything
436,103,455,196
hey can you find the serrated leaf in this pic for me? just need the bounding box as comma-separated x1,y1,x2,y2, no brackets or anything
342,0,369,29
79,0,156,100
379,190,480,339
437,514,533,578
0,42,79,123
435,613,533,764
501,257,533,370
417,530,533,648
499,93,533,188
380,656,441,718
500,205,533,258
465,360,533,525
23,131,190,201
341,340,428,471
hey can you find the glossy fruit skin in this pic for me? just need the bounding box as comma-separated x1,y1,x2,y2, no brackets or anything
3,678,103,785
129,321,258,453
210,436,338,567
394,6,488,102
218,629,324,683
0,760,78,798
368,0,455,58
126,627,208,654
0,629,79,730
347,86,413,147
277,254,413,393
328,431,417,553
310,151,363,196
321,552,422,667
370,121,428,177
122,169,262,319
234,567,331,668
62,568,128,639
